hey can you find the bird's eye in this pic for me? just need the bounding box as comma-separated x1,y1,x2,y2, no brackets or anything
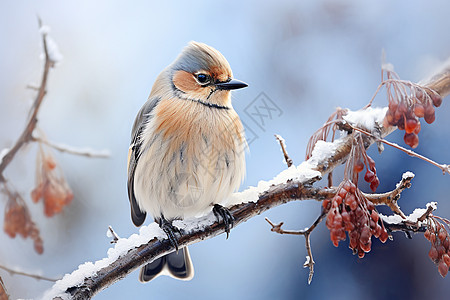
196,73,210,85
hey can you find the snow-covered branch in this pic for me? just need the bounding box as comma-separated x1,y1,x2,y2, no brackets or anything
45,56,450,300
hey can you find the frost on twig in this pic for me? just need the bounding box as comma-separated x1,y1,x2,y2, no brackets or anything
107,226,120,244
275,134,293,167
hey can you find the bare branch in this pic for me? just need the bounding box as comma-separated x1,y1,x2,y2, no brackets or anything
0,264,58,282
265,210,326,284
32,136,110,158
0,23,52,182
108,226,120,244
275,134,293,167
363,171,415,219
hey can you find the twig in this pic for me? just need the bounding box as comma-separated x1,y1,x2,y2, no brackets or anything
363,171,415,219
0,20,52,182
275,134,293,167
32,136,110,158
0,264,58,282
349,125,450,175
108,226,120,244
265,210,326,284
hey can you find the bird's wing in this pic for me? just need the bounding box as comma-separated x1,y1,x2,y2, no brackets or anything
127,96,160,227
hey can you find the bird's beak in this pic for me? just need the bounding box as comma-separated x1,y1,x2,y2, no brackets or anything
216,79,248,90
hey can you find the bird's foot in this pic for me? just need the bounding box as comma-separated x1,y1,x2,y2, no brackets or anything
213,204,234,239
158,216,180,251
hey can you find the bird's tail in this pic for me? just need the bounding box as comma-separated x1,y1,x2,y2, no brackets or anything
139,246,194,282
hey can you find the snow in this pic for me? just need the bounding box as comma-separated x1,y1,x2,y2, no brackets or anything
42,223,166,299
382,62,395,73
303,255,311,267
0,148,9,163
343,107,388,131
380,202,437,225
396,171,415,189
402,171,415,180
106,228,112,238
39,24,63,63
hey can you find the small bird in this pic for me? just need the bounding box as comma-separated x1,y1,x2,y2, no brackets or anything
127,41,247,282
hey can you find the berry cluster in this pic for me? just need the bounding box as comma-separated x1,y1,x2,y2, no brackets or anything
424,217,450,277
31,151,73,217
324,180,389,258
4,194,43,254
383,87,442,149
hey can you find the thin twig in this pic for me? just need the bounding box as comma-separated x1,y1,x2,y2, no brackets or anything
32,136,110,158
363,171,415,219
0,264,58,282
108,226,120,244
275,134,293,167
349,125,450,175
265,210,327,284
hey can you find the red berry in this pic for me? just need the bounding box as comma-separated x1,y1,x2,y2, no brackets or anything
380,230,389,243
404,133,419,148
438,229,447,241
424,229,431,241
338,188,347,199
370,177,380,192
438,260,449,278
437,245,446,259
354,160,364,173
371,210,379,222
414,121,421,134
388,100,398,112
413,103,425,118
443,237,450,250
405,118,418,134
444,254,450,266
364,170,375,183
397,101,407,114
430,233,437,244
431,92,443,107
384,110,395,126
429,246,439,262
343,181,352,192
424,105,436,124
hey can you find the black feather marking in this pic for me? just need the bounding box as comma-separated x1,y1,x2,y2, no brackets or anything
127,96,161,227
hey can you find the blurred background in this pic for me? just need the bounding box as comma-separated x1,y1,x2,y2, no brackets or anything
1,1,450,299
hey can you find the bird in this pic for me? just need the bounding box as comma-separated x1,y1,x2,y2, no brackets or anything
127,41,248,282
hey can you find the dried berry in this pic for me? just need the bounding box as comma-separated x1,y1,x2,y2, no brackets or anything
32,150,73,217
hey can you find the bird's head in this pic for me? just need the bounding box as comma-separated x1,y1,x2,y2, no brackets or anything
165,41,247,108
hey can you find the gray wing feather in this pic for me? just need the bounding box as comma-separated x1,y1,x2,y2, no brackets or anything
128,96,161,227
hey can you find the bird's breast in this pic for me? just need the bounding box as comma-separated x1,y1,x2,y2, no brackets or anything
135,98,246,219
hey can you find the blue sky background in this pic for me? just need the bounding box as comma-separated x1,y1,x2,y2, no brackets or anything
1,1,450,299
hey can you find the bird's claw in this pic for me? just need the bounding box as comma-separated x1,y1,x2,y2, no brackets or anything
159,217,180,251
213,204,234,239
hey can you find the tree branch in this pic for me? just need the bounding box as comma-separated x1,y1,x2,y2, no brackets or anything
46,58,450,299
